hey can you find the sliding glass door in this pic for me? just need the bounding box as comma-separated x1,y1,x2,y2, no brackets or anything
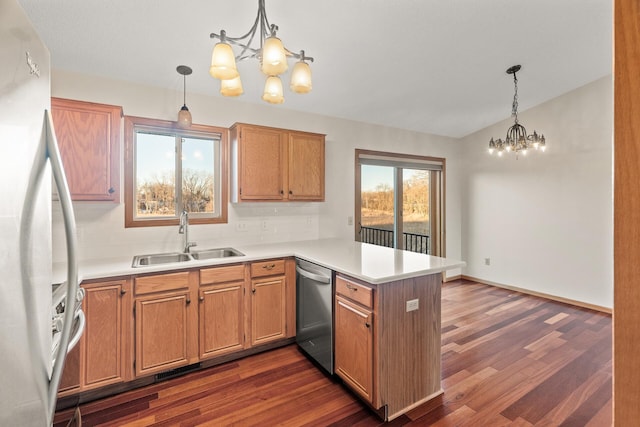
355,150,444,256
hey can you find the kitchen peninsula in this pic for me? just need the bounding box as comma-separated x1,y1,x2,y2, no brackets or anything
56,239,464,421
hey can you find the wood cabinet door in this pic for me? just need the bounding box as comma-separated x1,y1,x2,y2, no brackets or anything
135,291,190,376
51,98,121,202
238,125,286,200
251,276,286,346
335,295,374,403
288,131,325,201
199,282,245,359
58,343,81,396
83,282,129,389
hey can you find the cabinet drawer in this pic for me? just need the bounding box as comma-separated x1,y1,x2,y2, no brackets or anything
200,264,245,285
250,259,285,278
135,271,190,295
336,276,373,308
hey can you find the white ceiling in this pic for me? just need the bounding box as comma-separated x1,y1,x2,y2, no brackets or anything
17,0,612,138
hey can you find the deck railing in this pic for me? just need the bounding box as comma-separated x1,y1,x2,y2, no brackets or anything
360,226,430,254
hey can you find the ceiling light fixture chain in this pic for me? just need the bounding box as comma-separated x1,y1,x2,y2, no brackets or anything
488,64,546,159
208,0,314,103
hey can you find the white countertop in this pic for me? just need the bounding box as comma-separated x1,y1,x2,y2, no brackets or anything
57,238,465,285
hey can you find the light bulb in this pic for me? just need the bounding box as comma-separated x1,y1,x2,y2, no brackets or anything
262,76,284,104
220,76,244,97
290,60,312,93
261,36,288,75
210,42,239,80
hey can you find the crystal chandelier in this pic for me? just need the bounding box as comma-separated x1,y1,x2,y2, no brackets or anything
489,65,546,158
209,0,314,104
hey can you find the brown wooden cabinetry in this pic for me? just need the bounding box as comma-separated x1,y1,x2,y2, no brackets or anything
249,259,287,346
334,277,375,404
134,271,198,377
288,131,325,200
334,273,443,421
199,264,246,359
58,279,132,397
230,123,325,202
51,97,121,202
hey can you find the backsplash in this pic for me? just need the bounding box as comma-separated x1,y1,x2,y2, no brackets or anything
52,201,321,263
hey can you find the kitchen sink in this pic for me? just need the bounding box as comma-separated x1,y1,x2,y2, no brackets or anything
132,252,193,267
191,247,244,260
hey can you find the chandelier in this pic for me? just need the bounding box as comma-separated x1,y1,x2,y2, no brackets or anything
488,65,546,158
209,0,314,104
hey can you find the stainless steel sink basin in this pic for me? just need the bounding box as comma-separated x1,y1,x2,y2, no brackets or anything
191,247,244,260
132,252,193,267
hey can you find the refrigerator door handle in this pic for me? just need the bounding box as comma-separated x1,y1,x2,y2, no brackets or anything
44,110,79,420
66,309,85,355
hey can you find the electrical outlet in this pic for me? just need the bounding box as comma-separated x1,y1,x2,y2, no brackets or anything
261,220,268,231
347,216,353,226
484,257,491,266
235,222,248,232
406,299,419,312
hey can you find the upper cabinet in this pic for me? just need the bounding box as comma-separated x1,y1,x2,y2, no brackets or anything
51,97,122,202
230,123,325,202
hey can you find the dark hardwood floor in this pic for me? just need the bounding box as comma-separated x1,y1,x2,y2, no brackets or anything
54,279,612,426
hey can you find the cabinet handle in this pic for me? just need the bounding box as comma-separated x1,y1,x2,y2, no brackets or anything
108,187,115,194
289,190,293,195
346,284,358,292
365,322,371,328
186,298,191,305
199,296,204,302
262,264,275,270
120,289,126,296
252,288,256,294
280,190,284,195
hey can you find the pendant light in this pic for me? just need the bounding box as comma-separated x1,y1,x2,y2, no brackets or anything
177,65,192,129
209,0,314,103
488,65,546,158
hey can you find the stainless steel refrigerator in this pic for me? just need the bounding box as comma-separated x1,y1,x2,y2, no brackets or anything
0,0,83,425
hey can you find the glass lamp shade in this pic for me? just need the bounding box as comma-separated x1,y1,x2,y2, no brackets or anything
210,42,239,80
220,76,244,97
262,76,284,104
261,36,288,75
290,60,312,93
177,105,192,128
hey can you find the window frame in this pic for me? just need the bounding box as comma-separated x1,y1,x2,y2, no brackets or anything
124,115,228,228
354,149,445,256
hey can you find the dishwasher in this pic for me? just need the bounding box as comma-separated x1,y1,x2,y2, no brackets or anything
296,258,334,374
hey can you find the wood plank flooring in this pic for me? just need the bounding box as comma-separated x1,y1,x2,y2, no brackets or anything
54,279,612,426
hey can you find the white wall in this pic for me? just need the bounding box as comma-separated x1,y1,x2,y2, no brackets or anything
51,69,463,279
459,76,613,308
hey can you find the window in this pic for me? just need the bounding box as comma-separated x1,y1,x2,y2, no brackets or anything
124,116,228,227
355,149,444,256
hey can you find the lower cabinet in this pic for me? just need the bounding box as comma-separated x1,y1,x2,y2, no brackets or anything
334,278,375,404
134,271,198,377
58,279,132,397
58,258,295,400
199,264,246,359
250,260,287,346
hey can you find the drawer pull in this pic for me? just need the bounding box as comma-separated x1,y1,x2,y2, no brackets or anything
346,284,358,292
120,289,126,296
262,264,275,270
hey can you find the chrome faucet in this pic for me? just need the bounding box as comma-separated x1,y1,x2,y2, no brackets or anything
179,210,197,253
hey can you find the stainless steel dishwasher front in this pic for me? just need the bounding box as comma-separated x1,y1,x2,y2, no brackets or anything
295,258,334,374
